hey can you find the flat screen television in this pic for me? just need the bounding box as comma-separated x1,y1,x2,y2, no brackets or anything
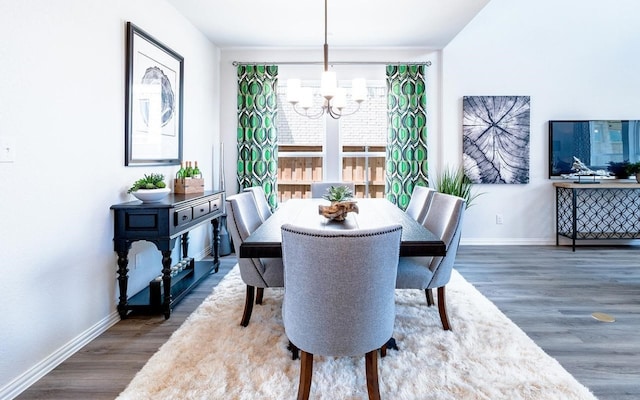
548,120,640,178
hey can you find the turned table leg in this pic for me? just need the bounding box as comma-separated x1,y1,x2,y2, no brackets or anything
116,250,130,319
161,250,173,319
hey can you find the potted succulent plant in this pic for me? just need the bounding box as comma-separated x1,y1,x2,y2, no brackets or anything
128,173,170,202
319,185,358,221
322,185,354,203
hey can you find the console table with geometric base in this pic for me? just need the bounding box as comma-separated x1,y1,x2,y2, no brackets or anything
554,182,640,251
111,190,224,319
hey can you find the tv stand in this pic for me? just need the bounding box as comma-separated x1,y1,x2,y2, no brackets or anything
111,190,224,318
554,182,640,251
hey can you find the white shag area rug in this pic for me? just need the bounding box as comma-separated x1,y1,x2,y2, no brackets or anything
118,266,597,400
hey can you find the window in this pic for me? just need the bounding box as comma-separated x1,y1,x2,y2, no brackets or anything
276,65,387,201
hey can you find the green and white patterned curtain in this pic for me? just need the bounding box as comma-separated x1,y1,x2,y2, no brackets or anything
385,65,428,210
236,65,279,210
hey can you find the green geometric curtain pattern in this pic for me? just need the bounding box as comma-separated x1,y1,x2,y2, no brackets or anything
385,65,428,211
236,64,279,210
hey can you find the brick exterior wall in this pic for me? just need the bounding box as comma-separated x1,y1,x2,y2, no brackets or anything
276,84,387,146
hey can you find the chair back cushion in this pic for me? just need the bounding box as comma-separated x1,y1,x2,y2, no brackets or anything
226,192,283,287
404,185,435,223
424,193,465,286
243,186,273,222
226,192,263,243
423,192,465,249
396,192,465,289
281,223,402,357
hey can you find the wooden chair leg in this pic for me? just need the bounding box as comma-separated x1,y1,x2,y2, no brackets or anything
240,285,255,327
298,351,313,400
425,288,435,306
437,286,451,331
365,350,381,400
380,344,387,358
256,287,264,304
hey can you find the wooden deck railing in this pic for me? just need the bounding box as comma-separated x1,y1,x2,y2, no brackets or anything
277,145,386,202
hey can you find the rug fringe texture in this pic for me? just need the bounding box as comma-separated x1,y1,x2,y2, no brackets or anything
117,266,597,400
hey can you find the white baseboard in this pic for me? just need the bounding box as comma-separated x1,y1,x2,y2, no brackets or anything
0,311,121,400
460,238,640,246
460,238,555,246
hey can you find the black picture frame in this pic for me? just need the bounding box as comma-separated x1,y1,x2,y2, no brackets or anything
125,22,183,166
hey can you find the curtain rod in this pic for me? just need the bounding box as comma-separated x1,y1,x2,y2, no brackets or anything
232,61,432,67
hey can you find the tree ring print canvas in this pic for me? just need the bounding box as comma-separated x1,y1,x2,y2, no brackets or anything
463,96,530,184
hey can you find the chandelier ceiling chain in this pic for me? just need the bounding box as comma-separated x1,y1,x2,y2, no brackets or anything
286,0,366,119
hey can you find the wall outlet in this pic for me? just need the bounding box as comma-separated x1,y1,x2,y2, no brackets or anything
0,136,16,163
496,214,504,224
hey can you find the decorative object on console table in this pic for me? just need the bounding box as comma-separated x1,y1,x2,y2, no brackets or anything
174,177,205,193
127,173,171,203
174,160,204,193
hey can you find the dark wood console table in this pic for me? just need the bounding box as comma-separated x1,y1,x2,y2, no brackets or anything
554,182,640,251
111,190,224,319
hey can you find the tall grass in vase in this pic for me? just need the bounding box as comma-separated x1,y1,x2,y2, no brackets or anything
433,166,483,209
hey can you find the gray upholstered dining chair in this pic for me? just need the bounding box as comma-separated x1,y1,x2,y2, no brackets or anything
226,192,283,327
310,182,355,198
280,223,403,400
404,185,435,223
242,185,273,222
395,192,465,330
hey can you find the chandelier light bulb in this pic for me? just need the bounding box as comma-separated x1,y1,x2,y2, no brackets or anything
287,79,301,103
352,78,367,102
320,71,337,99
300,87,313,109
333,88,347,109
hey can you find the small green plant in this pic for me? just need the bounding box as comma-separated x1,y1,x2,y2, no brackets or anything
433,166,483,209
608,160,630,178
322,185,354,203
625,162,640,175
128,173,167,193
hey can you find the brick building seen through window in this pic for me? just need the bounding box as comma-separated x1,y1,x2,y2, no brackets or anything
276,81,387,201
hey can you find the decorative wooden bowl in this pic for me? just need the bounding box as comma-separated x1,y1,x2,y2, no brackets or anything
318,201,359,221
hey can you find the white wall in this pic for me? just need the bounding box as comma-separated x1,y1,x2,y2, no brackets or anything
3,0,640,396
441,0,640,244
0,0,219,396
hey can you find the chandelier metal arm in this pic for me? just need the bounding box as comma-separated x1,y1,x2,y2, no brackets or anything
290,102,326,119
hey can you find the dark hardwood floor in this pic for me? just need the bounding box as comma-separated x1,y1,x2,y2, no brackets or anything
17,246,640,399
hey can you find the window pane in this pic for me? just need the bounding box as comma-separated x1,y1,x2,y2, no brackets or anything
277,85,324,201
340,83,387,198
276,78,388,200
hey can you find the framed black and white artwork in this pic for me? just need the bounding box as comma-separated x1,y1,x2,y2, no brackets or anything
462,96,530,184
125,22,183,166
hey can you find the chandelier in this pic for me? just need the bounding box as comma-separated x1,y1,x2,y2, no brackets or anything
286,0,366,119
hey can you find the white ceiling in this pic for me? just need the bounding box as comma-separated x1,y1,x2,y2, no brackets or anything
167,0,491,49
